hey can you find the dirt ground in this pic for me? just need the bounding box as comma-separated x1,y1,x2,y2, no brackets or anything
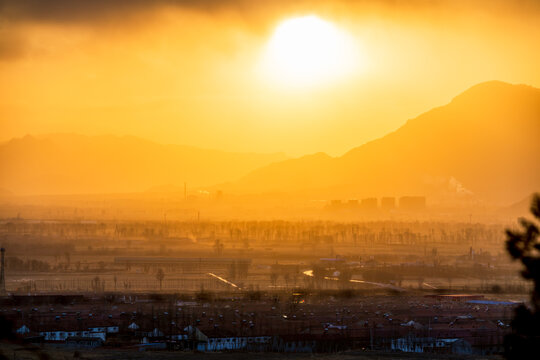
0,342,502,360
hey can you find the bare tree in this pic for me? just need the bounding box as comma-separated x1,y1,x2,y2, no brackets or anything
156,268,165,290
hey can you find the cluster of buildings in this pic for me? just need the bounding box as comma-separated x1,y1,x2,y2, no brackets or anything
328,196,426,211
0,292,515,355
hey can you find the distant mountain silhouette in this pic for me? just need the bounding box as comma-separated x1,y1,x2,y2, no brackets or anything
0,134,287,195
227,81,540,205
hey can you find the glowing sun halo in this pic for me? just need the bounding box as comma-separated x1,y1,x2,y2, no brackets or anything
260,15,360,88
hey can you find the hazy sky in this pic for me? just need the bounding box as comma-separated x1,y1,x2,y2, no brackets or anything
1,0,539,156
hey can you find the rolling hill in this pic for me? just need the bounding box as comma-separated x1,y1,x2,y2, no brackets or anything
226,81,540,205
0,134,287,195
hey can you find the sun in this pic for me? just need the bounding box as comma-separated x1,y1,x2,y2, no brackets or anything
259,15,360,88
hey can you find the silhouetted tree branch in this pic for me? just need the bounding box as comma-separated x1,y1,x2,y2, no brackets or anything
504,193,540,359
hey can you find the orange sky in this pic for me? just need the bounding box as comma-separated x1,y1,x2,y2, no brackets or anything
1,0,540,156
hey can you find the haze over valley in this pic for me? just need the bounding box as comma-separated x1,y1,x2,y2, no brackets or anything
0,1,539,358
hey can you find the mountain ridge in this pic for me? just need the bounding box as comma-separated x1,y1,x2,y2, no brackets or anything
2,81,538,204
0,133,288,195
224,81,540,205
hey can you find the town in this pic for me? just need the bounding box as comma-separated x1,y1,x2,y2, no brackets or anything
0,218,529,358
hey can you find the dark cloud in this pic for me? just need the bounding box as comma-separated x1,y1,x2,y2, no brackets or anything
0,32,26,61
0,0,250,61
0,0,538,61
1,0,539,24
0,0,253,23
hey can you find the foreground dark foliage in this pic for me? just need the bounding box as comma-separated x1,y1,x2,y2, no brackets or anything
504,193,540,359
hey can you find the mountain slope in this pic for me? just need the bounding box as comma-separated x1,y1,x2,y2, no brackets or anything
229,81,540,204
0,134,287,195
